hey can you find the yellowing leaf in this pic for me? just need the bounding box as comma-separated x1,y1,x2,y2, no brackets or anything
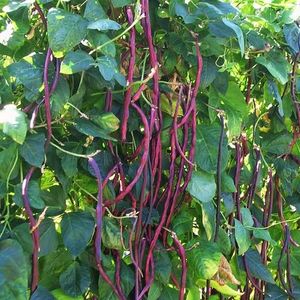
160,94,183,117
259,126,271,133
210,280,243,297
213,255,240,285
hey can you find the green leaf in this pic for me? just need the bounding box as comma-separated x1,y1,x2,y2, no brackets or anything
245,249,275,283
0,104,27,144
209,21,235,38
87,32,116,56
87,19,121,31
13,180,45,209
3,0,34,12
219,82,248,138
194,3,224,21
47,8,88,58
158,286,179,299
58,144,81,177
8,55,43,100
221,173,236,193
148,281,163,300
222,19,244,56
262,132,292,155
187,171,216,203
0,239,28,300
40,248,73,290
20,133,45,167
91,112,120,132
61,212,95,257
241,207,254,227
41,185,66,210
60,50,94,74
207,81,223,116
189,242,222,279
201,201,216,241
174,3,197,24
256,51,290,85
0,144,18,180
111,0,133,7
114,72,127,86
59,262,91,297
267,80,284,116
97,268,116,299
253,229,274,244
12,223,33,253
265,283,288,300
51,289,83,300
291,139,300,156
97,55,118,81
83,0,106,21
74,118,117,141
171,209,193,236
186,287,201,300
234,219,251,255
283,23,300,55
216,227,232,256
195,122,228,174
31,286,55,300
102,216,122,250
154,248,172,284
247,30,266,50
119,263,135,296
200,57,218,89
0,181,5,198
39,218,59,257
98,261,134,299
50,77,70,116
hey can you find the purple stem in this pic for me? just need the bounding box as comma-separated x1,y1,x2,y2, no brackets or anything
104,102,150,207
30,59,61,129
87,157,103,266
21,166,39,293
177,35,203,128
34,1,47,29
43,48,52,149
141,0,160,132
121,6,136,141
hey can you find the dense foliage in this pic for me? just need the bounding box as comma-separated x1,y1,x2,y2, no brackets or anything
0,0,300,299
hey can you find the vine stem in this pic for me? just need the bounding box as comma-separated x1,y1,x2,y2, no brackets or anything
245,148,261,208
43,48,52,149
87,158,103,266
20,6,54,293
30,58,61,129
245,59,252,104
144,132,176,290
259,170,274,296
87,157,126,300
104,102,150,206
291,52,300,128
163,228,187,300
141,0,160,132
21,167,39,293
34,1,47,28
173,87,195,167
121,6,136,141
50,142,101,158
213,113,225,242
177,34,203,128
